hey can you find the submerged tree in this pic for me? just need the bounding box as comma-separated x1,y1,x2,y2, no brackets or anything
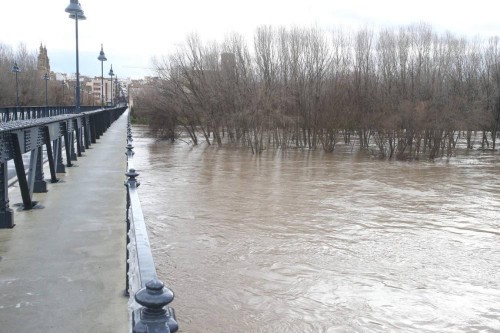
134,24,500,159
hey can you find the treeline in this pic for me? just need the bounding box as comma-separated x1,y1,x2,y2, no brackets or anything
0,43,72,107
134,24,500,158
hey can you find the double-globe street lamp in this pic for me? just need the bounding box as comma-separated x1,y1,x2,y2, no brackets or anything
11,62,21,109
98,45,107,107
65,0,86,113
108,65,114,106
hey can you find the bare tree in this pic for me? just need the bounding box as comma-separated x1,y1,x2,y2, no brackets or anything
136,24,500,158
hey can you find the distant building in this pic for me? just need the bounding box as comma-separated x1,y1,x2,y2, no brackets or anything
35,44,129,105
37,43,50,73
54,73,68,82
128,79,153,110
90,77,116,105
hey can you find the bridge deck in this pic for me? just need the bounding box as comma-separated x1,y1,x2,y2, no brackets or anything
0,111,129,332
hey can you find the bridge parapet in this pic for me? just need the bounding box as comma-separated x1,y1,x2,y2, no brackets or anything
0,105,105,122
0,105,127,228
125,118,178,333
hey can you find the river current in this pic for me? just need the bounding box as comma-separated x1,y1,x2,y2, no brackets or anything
132,126,500,333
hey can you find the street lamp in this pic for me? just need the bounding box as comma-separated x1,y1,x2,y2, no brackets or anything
43,73,49,108
97,44,107,107
65,0,86,113
108,65,114,106
11,62,21,108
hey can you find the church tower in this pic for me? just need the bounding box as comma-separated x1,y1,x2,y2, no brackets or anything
37,43,51,73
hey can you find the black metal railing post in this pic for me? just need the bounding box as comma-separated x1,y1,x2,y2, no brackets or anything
55,137,66,173
62,122,73,167
126,144,134,158
83,116,91,149
33,146,48,193
44,127,59,184
70,131,77,161
133,279,177,333
74,119,82,157
95,113,101,140
0,161,14,228
90,114,97,144
11,133,34,210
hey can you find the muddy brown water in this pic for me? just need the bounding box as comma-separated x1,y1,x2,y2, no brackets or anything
132,126,500,333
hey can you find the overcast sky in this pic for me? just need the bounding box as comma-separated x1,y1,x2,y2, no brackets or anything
1,0,499,79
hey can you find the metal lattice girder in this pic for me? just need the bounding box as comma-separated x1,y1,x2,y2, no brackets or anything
0,106,127,226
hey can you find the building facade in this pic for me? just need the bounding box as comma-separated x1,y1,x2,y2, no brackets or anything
90,77,115,105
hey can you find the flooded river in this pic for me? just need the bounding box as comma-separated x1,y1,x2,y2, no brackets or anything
132,126,500,333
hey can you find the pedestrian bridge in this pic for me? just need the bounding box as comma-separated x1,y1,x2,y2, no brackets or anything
0,106,177,332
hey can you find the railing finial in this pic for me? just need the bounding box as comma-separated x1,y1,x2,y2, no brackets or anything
133,279,178,333
126,143,135,157
126,168,140,187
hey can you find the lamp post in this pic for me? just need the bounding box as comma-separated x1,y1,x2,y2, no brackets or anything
108,65,114,106
43,73,49,106
43,73,49,116
65,0,86,114
11,62,21,108
98,44,107,107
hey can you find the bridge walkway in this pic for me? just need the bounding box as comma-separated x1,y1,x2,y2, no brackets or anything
0,111,129,332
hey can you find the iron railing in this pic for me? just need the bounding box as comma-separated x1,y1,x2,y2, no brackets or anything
125,116,178,333
0,105,105,122
0,105,127,228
